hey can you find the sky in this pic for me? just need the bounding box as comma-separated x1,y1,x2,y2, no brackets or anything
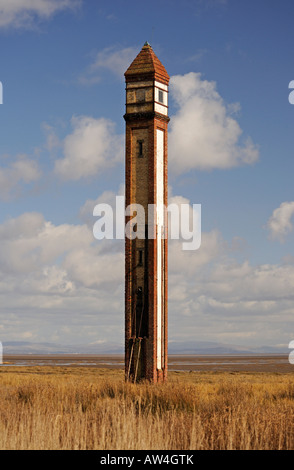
0,0,294,352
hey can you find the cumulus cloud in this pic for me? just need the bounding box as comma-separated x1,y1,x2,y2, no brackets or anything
54,116,123,180
0,0,80,29
0,209,124,344
0,209,123,289
80,185,125,235
0,200,293,348
63,247,124,289
0,212,45,240
163,191,294,346
267,201,294,242
0,155,41,200
0,212,92,274
79,46,138,84
59,72,259,181
169,72,259,174
168,228,294,347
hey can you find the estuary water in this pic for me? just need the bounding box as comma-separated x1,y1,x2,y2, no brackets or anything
1,354,292,373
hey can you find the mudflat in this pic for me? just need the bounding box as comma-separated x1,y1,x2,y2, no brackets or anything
2,354,293,373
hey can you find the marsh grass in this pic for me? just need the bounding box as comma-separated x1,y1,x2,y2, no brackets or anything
1,367,294,450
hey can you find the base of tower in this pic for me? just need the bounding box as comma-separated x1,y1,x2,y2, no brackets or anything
125,339,167,384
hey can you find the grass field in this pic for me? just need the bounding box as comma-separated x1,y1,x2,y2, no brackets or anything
1,366,294,450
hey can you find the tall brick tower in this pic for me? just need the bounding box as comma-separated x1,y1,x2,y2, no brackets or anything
124,43,169,383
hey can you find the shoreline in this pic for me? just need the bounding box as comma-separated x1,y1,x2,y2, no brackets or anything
2,353,293,373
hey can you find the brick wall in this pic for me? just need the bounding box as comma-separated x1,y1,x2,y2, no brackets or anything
124,46,169,383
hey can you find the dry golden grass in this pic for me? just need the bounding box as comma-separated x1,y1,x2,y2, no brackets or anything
1,366,294,450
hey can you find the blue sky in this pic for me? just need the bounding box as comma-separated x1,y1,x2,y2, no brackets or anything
0,0,294,351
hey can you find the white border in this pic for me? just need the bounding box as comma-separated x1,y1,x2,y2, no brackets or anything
156,129,164,370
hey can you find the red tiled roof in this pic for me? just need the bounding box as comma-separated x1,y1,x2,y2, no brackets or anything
125,44,169,84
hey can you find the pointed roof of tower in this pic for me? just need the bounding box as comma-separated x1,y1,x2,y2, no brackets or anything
125,43,169,84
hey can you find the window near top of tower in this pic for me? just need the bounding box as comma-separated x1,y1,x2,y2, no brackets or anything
158,89,164,104
136,89,145,102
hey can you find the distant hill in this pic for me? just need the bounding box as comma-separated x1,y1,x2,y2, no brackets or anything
2,341,123,355
2,340,288,355
168,340,287,355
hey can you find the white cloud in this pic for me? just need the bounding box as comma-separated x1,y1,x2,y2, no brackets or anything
0,0,80,29
0,199,293,348
63,247,124,289
169,229,223,276
164,192,294,346
72,71,259,180
0,209,125,344
54,116,123,180
169,72,259,174
0,212,45,240
79,46,138,84
0,209,124,291
0,212,92,275
0,155,41,200
20,265,74,295
267,201,294,242
80,185,125,232
168,230,294,347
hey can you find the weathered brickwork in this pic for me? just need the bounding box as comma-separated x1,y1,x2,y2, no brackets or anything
124,44,169,383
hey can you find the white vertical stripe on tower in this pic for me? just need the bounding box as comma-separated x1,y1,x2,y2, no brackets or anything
156,129,164,370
